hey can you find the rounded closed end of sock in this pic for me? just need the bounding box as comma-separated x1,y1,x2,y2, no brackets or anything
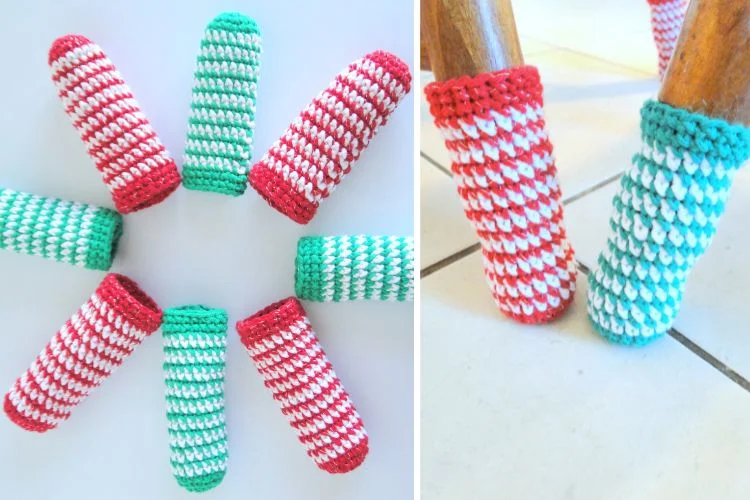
175,468,226,493
98,274,163,333
207,12,260,35
83,209,123,271
363,50,412,94
319,436,369,474
48,34,93,65
236,297,305,347
3,393,56,433
248,165,317,224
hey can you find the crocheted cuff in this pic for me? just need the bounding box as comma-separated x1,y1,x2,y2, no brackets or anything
295,235,414,302
49,35,181,213
236,298,368,473
424,66,577,324
162,306,228,493
182,12,262,196
248,51,411,224
587,100,750,345
4,274,162,432
647,0,687,79
0,187,122,271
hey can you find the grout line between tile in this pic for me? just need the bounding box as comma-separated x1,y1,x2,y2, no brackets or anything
554,46,655,77
563,172,623,206
576,259,750,394
421,243,480,278
420,151,451,177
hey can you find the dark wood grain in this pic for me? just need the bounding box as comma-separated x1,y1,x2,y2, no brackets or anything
421,0,524,81
660,0,750,124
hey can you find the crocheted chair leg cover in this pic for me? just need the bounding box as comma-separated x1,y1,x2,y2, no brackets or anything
647,0,687,80
4,274,162,432
295,235,414,302
162,306,228,493
182,12,262,196
248,51,412,224
0,187,122,271
587,100,750,346
49,35,181,214
424,66,577,324
236,298,368,474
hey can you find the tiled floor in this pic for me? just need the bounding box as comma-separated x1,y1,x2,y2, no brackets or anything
421,2,750,498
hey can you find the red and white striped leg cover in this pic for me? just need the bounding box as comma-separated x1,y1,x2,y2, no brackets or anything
4,274,162,432
647,0,687,79
236,297,368,473
248,51,411,224
49,35,181,214
424,66,577,324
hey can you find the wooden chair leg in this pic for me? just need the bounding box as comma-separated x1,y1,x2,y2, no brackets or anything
421,0,524,81
659,0,750,124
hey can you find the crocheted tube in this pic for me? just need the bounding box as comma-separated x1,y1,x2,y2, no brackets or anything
4,274,162,432
587,100,750,346
295,235,414,302
49,35,181,214
182,12,262,196
236,298,368,473
162,306,228,493
248,51,412,224
0,187,122,271
647,0,687,79
424,66,577,324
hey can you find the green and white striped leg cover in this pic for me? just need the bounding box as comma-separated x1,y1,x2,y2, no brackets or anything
182,12,262,196
0,187,122,271
162,306,229,493
295,235,414,302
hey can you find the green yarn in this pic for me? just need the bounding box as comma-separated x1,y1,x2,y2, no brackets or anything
162,306,228,493
295,235,414,302
182,12,262,196
0,187,122,271
587,100,750,345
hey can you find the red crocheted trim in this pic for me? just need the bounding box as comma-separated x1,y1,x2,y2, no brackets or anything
236,296,306,345
248,164,317,224
99,273,163,333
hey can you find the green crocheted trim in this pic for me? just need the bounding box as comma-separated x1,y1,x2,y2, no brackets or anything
295,235,415,302
0,187,122,271
587,100,750,345
182,12,262,196
162,306,228,493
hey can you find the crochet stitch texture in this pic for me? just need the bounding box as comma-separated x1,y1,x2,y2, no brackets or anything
647,0,687,79
249,51,412,224
0,187,122,271
424,66,577,324
49,35,181,214
162,306,229,493
295,235,414,302
587,100,750,345
182,12,262,196
3,274,162,432
236,297,369,474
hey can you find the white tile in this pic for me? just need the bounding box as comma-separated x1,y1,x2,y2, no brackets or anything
420,50,658,200
565,168,750,378
420,158,477,268
422,254,750,500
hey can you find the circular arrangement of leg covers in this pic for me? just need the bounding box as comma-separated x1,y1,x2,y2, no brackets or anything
646,0,687,79
236,297,369,474
182,12,262,196
295,235,414,302
248,50,412,224
587,100,750,345
0,187,122,270
424,65,577,324
3,273,162,432
162,306,229,493
49,34,181,213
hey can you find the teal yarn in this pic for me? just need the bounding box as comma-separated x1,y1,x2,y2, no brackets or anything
587,100,750,346
0,187,122,271
295,235,414,302
162,306,229,493
182,12,262,196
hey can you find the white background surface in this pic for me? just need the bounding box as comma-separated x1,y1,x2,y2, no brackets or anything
0,1,414,499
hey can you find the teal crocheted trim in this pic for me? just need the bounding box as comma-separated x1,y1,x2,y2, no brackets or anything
162,306,228,493
295,235,414,302
0,187,122,271
182,12,262,196
587,100,750,345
